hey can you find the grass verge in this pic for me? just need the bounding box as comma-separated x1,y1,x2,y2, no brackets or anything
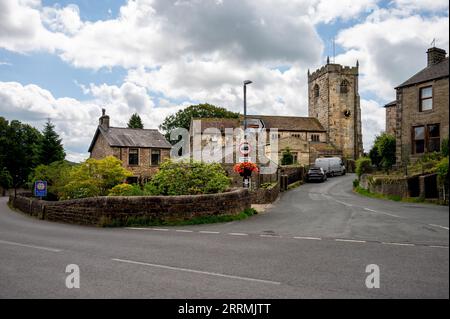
287,181,303,190
353,186,439,204
99,208,258,227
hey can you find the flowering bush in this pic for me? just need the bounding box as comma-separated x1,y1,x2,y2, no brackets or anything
233,162,259,176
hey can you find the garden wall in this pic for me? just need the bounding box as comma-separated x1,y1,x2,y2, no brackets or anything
9,188,251,227
359,174,409,198
250,183,280,204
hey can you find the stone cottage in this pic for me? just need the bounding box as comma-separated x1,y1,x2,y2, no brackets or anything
88,110,172,183
385,47,449,164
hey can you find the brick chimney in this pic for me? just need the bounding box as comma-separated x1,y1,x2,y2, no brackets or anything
427,47,446,67
99,108,110,130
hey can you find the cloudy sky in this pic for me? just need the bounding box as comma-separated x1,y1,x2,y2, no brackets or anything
0,0,448,162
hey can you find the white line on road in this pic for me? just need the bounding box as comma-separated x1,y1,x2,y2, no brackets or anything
228,233,248,236
429,224,449,231
335,239,366,243
335,200,353,207
0,239,62,252
363,208,401,218
429,245,449,249
260,234,282,238
112,258,281,285
175,230,194,233
151,228,169,231
199,231,220,234
293,236,322,241
382,242,415,247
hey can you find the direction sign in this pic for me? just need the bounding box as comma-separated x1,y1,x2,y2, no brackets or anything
34,180,47,198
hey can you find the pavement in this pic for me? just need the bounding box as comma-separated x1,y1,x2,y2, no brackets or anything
0,173,448,298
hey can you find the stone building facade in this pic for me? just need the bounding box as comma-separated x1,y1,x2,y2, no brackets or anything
88,110,171,183
385,47,449,165
384,100,397,136
308,59,363,160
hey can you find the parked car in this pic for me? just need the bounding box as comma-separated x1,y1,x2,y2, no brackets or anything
306,167,327,182
314,157,346,177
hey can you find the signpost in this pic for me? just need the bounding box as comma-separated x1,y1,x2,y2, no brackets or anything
34,180,47,199
239,141,251,188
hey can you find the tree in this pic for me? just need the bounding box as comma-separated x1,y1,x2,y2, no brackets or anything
281,147,294,165
369,133,396,172
441,137,449,157
127,113,144,129
39,119,66,165
355,157,372,178
159,103,240,143
29,160,74,199
0,118,43,188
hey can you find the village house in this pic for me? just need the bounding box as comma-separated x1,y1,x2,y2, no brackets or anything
385,47,449,165
88,109,172,183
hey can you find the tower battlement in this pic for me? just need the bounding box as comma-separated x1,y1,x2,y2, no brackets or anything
308,63,358,82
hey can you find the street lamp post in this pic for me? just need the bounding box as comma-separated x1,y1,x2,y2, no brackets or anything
243,80,252,137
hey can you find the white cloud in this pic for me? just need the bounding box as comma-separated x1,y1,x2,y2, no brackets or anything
361,99,386,152
42,4,83,35
0,81,182,162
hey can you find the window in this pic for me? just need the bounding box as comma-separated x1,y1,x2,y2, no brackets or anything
412,124,441,154
291,133,301,138
340,80,349,94
128,148,139,165
151,149,161,166
428,124,440,152
313,84,319,98
413,126,425,154
292,153,298,163
311,134,320,142
419,86,432,111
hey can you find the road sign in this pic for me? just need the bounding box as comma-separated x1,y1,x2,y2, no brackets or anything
34,180,47,198
239,141,251,156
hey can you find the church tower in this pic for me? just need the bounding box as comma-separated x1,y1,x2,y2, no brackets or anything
308,58,363,160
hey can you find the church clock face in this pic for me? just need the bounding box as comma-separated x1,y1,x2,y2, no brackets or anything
344,109,351,118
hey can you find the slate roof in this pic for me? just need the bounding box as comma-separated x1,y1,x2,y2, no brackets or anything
396,57,449,89
88,126,172,152
191,115,325,132
384,100,396,108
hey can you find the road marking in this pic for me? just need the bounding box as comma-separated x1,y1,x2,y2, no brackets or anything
112,258,281,285
126,227,148,230
228,233,248,236
0,239,62,252
335,239,366,243
363,208,401,218
382,242,415,247
429,224,449,231
151,228,169,231
175,230,194,233
293,236,322,241
335,200,353,207
260,234,282,238
199,231,220,234
429,245,449,249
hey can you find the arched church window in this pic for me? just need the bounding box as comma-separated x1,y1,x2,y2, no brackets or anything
340,80,349,94
313,84,319,98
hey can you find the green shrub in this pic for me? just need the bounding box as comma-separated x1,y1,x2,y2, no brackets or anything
108,183,143,196
355,157,372,178
260,182,275,189
353,179,360,188
146,160,230,195
441,137,449,157
28,160,74,199
60,156,132,200
281,147,294,165
436,157,449,187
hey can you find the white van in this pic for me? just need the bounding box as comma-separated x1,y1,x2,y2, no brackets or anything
314,157,346,177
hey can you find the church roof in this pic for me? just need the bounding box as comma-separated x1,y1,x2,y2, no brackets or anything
191,115,325,132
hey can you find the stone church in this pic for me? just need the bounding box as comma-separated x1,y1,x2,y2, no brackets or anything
191,57,364,166
308,58,364,160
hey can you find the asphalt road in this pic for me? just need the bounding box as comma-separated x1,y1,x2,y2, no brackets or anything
0,174,448,298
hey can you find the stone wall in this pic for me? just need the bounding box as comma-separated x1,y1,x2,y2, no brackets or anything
385,105,397,136
9,189,251,227
250,183,280,204
359,174,409,198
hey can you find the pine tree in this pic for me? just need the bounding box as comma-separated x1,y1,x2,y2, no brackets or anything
127,113,144,129
39,119,65,165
